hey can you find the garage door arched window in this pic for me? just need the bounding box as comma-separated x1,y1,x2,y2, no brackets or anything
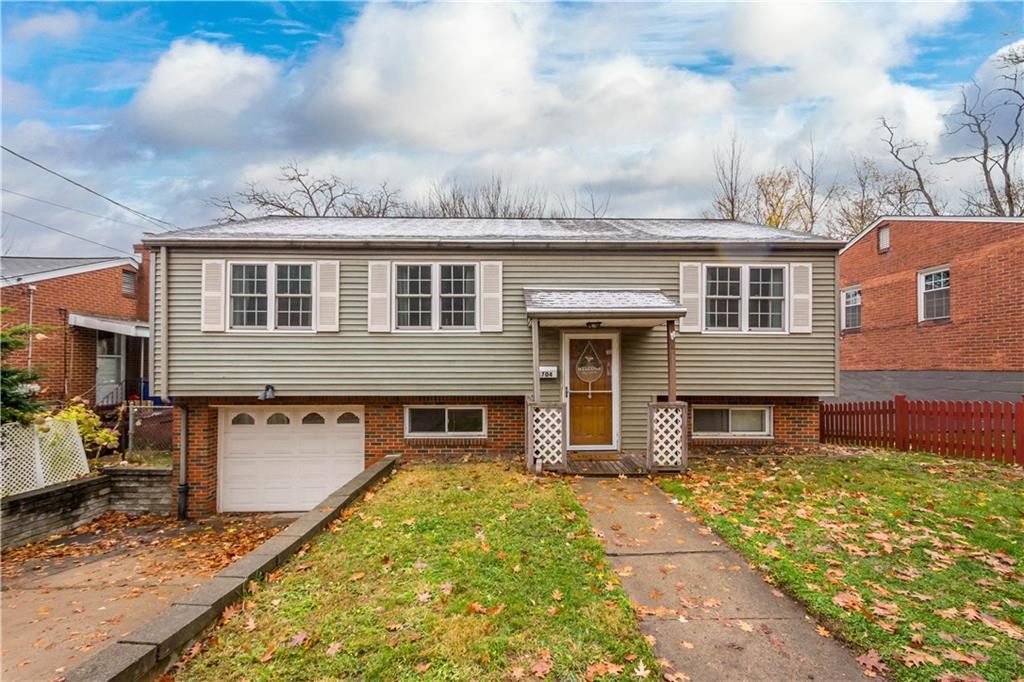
337,412,360,424
231,413,256,425
302,412,326,424
267,412,290,425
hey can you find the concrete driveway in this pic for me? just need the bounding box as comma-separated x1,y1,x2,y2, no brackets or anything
573,477,868,682
1,512,291,682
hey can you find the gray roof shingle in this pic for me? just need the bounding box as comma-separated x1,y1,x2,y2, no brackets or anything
524,287,686,317
0,256,125,281
143,216,842,248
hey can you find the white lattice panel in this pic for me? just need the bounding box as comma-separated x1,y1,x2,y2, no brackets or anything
531,406,564,467
1,419,89,497
651,406,685,468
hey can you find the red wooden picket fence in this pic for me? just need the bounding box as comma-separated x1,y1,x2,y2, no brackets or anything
820,394,1024,465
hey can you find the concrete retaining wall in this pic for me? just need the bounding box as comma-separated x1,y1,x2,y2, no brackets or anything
1,468,173,549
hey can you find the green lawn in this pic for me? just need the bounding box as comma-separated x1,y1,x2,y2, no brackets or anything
180,463,656,681
660,452,1024,681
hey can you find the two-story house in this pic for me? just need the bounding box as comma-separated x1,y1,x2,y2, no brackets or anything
143,217,842,515
837,216,1024,402
1,251,151,407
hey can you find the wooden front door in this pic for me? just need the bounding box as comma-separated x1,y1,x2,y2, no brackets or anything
567,337,615,448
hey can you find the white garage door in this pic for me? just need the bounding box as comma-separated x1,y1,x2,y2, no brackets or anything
219,406,365,512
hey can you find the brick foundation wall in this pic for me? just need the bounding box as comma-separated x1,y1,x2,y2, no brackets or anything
840,220,1023,372
171,396,526,516
3,263,147,404
682,395,819,447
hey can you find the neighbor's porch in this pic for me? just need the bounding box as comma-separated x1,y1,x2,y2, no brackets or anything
521,287,690,476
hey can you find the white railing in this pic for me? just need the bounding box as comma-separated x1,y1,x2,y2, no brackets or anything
1,419,90,497
526,400,567,473
646,401,688,472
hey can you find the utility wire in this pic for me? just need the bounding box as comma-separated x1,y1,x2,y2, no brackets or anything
2,188,155,232
1,145,176,231
2,211,136,256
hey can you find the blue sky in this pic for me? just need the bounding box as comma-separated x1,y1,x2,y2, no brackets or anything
1,1,1021,255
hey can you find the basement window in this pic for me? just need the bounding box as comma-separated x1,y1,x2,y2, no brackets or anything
405,406,486,438
692,406,773,438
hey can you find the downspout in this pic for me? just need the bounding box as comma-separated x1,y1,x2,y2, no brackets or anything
177,405,189,520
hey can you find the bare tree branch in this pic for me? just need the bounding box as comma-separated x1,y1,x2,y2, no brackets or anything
879,118,942,215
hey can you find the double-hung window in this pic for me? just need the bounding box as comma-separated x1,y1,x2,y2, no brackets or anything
704,265,786,332
842,288,861,330
394,263,478,331
275,264,313,329
396,265,434,329
918,267,950,321
705,266,742,330
230,264,268,329
748,267,785,330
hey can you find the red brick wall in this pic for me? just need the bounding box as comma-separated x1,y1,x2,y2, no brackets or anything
683,395,819,447
839,220,1024,371
171,396,526,516
3,263,144,403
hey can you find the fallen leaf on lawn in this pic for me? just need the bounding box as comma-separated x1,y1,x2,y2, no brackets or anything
814,625,831,638
855,650,888,677
349,572,366,582
633,660,650,678
530,658,553,678
935,607,959,619
899,648,940,668
244,616,257,632
832,591,864,611
287,631,307,648
259,645,275,663
416,592,432,603
941,650,978,665
415,662,432,673
439,582,453,595
934,674,986,682
325,642,342,657
552,590,563,601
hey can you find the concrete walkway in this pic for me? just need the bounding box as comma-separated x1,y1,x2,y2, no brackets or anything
573,477,866,682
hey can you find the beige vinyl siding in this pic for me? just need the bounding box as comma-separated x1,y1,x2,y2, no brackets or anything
158,248,837,451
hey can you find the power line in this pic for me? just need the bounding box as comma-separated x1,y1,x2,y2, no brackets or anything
2,211,136,256
2,188,155,232
1,145,176,231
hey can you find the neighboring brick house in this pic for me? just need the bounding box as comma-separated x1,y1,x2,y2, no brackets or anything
837,216,1024,402
1,250,151,407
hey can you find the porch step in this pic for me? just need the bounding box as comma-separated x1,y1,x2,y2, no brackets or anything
568,452,623,462
565,453,647,477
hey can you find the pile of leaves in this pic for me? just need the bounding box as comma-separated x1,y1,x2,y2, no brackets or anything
2,511,282,579
661,452,1024,681
178,463,656,680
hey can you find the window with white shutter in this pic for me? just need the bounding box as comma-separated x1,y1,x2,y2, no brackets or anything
367,261,392,332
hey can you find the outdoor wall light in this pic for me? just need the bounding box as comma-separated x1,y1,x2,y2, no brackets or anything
257,384,276,400
585,321,602,329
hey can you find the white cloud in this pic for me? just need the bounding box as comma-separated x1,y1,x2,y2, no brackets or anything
8,9,87,41
129,39,279,148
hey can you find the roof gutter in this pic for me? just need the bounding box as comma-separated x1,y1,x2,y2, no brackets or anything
140,238,844,252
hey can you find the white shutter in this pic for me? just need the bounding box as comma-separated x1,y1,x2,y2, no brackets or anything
200,259,226,332
789,263,813,333
678,262,702,332
316,261,340,332
479,261,503,332
367,261,391,332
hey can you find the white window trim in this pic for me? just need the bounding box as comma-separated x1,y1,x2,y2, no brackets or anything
226,260,319,334
701,264,789,335
404,405,488,439
841,286,861,330
917,264,950,322
391,262,481,333
692,405,774,439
